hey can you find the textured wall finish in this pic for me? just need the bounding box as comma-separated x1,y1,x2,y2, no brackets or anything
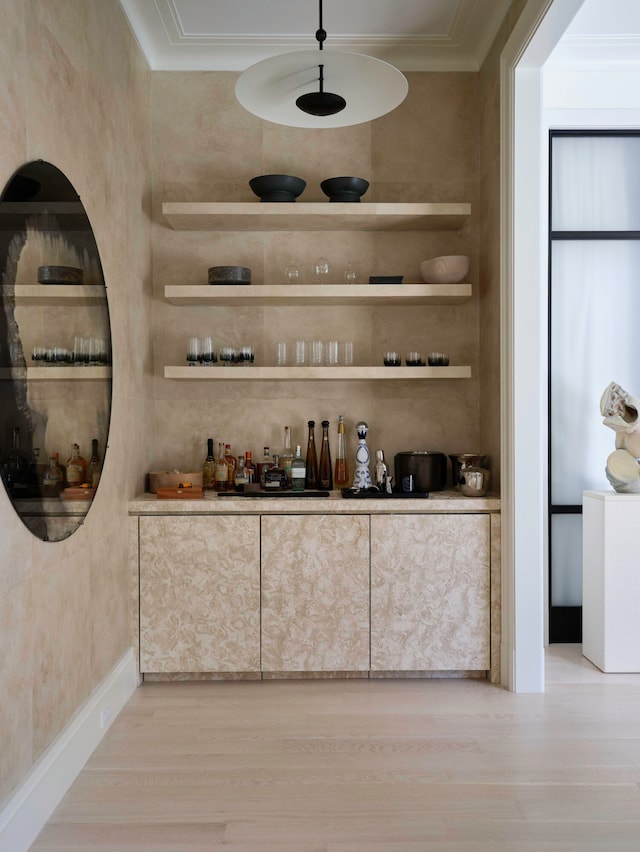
0,0,152,804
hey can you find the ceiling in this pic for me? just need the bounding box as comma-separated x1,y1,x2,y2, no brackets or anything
118,0,514,72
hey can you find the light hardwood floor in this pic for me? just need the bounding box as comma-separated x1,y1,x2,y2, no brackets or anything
31,646,640,851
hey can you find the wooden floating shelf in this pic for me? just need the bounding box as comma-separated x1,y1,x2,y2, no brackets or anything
162,202,471,232
0,366,112,381
164,366,471,381
164,283,471,306
5,284,107,306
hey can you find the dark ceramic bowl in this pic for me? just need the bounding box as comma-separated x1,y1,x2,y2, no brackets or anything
249,174,306,202
320,176,369,202
208,266,251,285
37,265,83,285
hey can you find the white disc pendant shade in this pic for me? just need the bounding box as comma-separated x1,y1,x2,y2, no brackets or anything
235,50,409,128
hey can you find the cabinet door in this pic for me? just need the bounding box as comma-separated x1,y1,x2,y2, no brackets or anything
371,514,490,671
139,515,260,672
261,514,370,672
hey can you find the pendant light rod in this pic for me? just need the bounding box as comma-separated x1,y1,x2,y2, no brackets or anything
317,0,326,49
296,0,346,116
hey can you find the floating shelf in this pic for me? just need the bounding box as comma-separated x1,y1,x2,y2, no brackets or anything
164,366,471,381
162,202,471,232
164,283,471,306
0,366,112,381
4,284,107,306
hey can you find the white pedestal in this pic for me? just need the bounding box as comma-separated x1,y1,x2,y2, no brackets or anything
582,490,640,672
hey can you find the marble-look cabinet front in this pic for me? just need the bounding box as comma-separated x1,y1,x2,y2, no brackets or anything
132,502,498,679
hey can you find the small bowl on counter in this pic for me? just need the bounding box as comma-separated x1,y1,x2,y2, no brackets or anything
249,174,306,202
208,266,251,285
419,255,469,284
320,176,369,202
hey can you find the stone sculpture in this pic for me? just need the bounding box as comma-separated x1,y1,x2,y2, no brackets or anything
600,381,640,493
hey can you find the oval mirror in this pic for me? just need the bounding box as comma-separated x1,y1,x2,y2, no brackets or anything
0,161,112,541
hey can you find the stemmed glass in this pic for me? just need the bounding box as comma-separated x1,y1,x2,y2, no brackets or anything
312,257,330,284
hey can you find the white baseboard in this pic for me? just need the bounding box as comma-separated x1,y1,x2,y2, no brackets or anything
0,647,138,852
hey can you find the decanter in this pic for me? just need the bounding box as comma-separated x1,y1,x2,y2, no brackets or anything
352,421,372,488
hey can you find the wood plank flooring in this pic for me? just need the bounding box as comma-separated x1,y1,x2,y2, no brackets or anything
31,646,640,851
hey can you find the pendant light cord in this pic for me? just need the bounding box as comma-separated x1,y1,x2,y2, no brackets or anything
316,0,326,50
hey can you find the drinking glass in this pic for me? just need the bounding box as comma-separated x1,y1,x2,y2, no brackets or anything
344,264,359,285
342,341,354,366
275,341,288,366
312,257,330,284
201,336,215,365
187,336,200,366
311,340,324,366
284,263,300,284
405,351,422,366
326,340,339,366
239,345,254,365
383,351,401,366
220,346,236,366
293,339,307,366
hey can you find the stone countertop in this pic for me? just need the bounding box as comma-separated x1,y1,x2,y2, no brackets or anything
129,489,500,514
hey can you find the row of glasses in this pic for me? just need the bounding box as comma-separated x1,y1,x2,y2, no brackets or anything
275,340,354,367
383,350,450,366
283,260,360,285
31,336,110,366
186,337,255,366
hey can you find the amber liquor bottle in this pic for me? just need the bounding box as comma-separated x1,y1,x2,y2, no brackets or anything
245,450,256,484
202,438,215,490
305,420,319,489
224,443,237,488
66,443,87,486
213,441,228,491
334,414,349,488
318,420,333,490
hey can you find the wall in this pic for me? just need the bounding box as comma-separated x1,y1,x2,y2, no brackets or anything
0,0,152,805
150,71,483,475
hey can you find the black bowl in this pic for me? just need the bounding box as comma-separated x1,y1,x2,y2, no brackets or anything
249,174,306,202
320,176,369,202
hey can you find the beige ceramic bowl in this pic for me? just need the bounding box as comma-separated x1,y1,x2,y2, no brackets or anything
419,255,469,284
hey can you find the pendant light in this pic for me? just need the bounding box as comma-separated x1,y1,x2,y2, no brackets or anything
235,1,408,129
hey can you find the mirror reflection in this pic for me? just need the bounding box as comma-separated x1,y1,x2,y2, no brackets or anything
0,161,112,541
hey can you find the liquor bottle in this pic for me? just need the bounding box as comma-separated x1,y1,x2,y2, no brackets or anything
318,420,333,490
374,449,390,492
264,453,288,489
224,444,237,488
202,438,215,490
52,451,66,486
278,425,294,487
66,443,87,486
1,426,30,496
245,450,256,484
334,414,349,488
29,447,46,496
87,438,102,486
305,420,319,489
234,455,249,490
291,445,306,491
214,441,228,491
353,421,372,488
42,454,64,496
257,446,271,487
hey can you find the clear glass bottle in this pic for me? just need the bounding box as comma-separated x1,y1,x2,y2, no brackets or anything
305,420,319,489
88,438,102,486
278,425,294,487
334,414,349,488
234,455,249,490
224,443,237,488
214,441,228,491
291,445,306,491
42,454,64,497
66,443,87,486
264,453,288,489
202,438,216,490
257,446,271,487
318,420,333,490
245,450,256,484
374,449,390,492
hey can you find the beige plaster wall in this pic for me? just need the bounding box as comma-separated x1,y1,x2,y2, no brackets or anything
478,0,530,491
151,71,485,475
0,0,152,804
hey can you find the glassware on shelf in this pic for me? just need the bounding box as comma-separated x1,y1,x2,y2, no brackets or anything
326,340,339,366
187,336,200,366
344,264,359,285
342,341,354,366
238,345,254,365
311,340,324,367
200,336,216,365
220,346,236,366
293,340,307,366
383,351,401,366
284,262,300,284
275,341,288,366
312,256,330,284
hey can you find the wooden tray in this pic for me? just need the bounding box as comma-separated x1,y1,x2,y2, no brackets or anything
156,486,204,499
